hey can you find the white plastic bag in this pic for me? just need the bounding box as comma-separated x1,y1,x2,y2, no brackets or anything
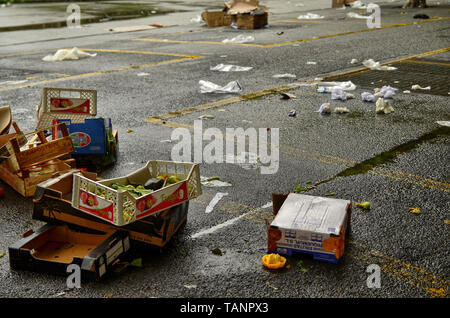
331,87,348,101
363,59,397,71
210,64,253,72
222,35,255,44
199,80,242,93
380,85,398,99
297,13,324,19
42,47,97,62
361,92,376,102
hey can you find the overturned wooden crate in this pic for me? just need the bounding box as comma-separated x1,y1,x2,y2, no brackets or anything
0,122,75,197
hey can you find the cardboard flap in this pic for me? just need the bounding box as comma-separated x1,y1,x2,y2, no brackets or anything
225,0,267,14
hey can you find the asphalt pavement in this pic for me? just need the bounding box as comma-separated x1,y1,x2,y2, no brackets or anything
0,0,449,301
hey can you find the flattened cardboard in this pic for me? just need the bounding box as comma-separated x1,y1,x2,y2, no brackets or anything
9,224,130,281
0,105,11,135
267,193,351,264
32,170,190,248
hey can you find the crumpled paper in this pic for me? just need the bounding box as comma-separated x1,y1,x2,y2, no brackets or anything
42,47,97,62
376,98,394,114
363,59,397,71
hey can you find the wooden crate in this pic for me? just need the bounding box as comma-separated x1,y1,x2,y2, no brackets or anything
0,122,75,197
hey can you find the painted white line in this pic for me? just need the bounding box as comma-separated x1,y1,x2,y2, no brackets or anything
190,201,272,239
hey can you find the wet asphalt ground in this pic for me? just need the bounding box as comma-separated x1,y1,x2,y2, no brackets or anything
0,0,449,303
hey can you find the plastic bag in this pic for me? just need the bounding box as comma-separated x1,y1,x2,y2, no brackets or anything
316,103,331,114
297,13,324,19
222,35,255,43
317,81,357,92
210,64,253,72
205,193,228,214
199,80,242,93
42,47,97,62
363,59,397,71
380,85,398,99
273,73,296,78
331,87,348,101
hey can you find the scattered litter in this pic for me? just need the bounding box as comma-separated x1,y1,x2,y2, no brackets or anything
361,92,376,102
334,107,350,114
126,129,134,133
160,139,172,143
411,84,431,90
190,15,203,23
306,61,317,65
350,0,367,9
394,80,400,84
210,64,253,72
296,260,308,272
436,121,450,127
277,31,284,35
217,109,227,112
355,201,371,210
297,13,324,20
376,98,394,114
409,207,421,215
43,47,97,62
350,58,358,64
262,253,286,269
273,73,296,78
55,291,66,297
199,80,242,93
198,114,215,120
347,12,370,19
317,81,356,91
137,72,150,76
230,22,239,29
184,284,197,289
211,247,224,256
316,103,331,114
222,35,255,43
413,13,429,19
331,87,348,101
379,85,398,99
280,92,296,99
363,59,397,71
266,281,278,291
403,90,411,94
200,176,232,187
205,192,229,214
288,109,297,117
0,252,4,258
324,192,336,197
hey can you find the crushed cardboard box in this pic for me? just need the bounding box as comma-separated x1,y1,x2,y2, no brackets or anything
202,0,268,29
267,193,351,264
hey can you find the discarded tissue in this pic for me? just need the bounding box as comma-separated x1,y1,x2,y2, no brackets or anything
361,92,376,102
43,47,97,62
199,80,242,93
379,85,398,99
210,64,253,72
316,103,331,114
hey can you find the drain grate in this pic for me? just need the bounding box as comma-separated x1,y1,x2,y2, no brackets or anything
327,58,450,96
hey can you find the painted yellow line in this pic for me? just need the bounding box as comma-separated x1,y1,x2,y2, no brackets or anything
0,50,202,91
0,49,57,59
134,17,450,48
192,195,449,297
323,47,450,81
347,240,449,298
400,59,450,67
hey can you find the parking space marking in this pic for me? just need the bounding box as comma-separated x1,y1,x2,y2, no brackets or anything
132,17,450,48
191,194,449,297
0,49,202,91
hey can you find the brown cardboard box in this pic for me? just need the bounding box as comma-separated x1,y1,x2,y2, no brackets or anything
202,0,268,29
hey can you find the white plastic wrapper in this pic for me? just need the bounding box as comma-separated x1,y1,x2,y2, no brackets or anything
199,80,242,93
316,103,331,114
317,81,357,92
363,59,397,71
205,192,229,214
42,47,97,62
411,84,431,90
222,35,255,43
273,73,296,78
297,13,324,19
350,1,367,9
210,64,253,72
361,92,376,102
436,121,450,127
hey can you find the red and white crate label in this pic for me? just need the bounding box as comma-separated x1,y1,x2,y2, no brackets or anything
78,190,114,221
136,182,188,219
50,98,90,114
